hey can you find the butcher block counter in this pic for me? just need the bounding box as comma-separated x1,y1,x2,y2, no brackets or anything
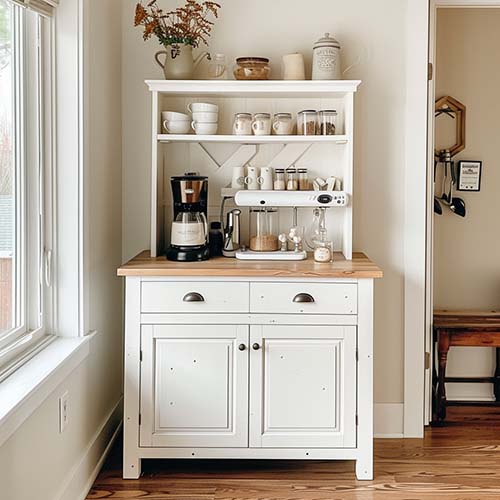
119,250,382,482
118,251,383,279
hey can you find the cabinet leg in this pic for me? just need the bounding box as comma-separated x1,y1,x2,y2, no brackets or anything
436,330,450,424
355,456,373,481
123,456,141,479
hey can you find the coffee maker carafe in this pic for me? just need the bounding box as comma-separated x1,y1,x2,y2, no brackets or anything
167,173,210,262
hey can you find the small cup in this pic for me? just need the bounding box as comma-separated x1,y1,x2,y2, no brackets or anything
191,121,218,135
252,113,272,136
192,111,218,123
231,166,246,189
163,120,191,134
258,167,274,190
233,113,253,135
188,102,219,113
245,166,260,190
272,113,293,135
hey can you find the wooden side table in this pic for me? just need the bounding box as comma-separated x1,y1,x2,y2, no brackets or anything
433,310,500,424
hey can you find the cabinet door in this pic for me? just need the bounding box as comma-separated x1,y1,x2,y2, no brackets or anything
250,325,356,448
140,324,249,448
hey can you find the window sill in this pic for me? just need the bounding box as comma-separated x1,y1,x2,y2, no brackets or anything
0,334,94,447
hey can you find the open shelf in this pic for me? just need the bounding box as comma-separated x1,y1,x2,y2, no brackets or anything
146,80,361,98
158,134,349,144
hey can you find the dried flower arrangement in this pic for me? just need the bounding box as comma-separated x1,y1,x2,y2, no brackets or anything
134,0,221,49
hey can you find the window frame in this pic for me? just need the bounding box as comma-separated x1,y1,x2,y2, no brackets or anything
0,1,55,380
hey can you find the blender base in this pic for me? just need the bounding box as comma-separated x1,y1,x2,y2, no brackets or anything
235,249,308,261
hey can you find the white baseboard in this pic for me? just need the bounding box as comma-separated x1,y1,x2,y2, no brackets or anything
374,403,404,438
56,397,123,500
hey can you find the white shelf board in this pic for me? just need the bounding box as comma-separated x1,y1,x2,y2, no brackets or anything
158,134,349,144
146,80,361,98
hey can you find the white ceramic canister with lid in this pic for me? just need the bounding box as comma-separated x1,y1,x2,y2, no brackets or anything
312,33,341,80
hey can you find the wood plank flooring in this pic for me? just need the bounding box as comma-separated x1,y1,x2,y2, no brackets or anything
87,407,500,499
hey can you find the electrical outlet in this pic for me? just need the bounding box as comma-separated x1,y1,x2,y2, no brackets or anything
59,391,69,433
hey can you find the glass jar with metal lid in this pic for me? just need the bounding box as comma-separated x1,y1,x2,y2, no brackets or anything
318,110,338,135
297,110,318,136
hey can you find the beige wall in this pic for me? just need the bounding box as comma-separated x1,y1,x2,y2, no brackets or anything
435,8,500,400
122,0,408,405
0,1,124,499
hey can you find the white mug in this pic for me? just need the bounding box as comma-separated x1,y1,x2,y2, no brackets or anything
192,111,218,123
252,114,272,136
191,122,218,135
188,102,219,113
163,120,191,134
162,111,190,122
258,167,274,190
245,166,259,190
231,166,246,189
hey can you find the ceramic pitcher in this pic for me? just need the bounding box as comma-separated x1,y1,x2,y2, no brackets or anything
155,45,210,80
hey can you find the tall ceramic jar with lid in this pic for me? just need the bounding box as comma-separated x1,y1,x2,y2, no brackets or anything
312,33,341,80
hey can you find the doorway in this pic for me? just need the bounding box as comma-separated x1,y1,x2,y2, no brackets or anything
429,6,500,426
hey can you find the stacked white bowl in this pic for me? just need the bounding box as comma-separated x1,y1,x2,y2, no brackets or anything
162,111,191,134
189,102,219,135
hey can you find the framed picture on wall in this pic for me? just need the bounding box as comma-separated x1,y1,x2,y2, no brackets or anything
457,161,482,192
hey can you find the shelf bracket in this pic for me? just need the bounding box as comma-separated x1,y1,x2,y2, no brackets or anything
268,143,313,169
193,143,258,178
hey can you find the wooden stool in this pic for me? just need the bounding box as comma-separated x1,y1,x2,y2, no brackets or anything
433,310,500,425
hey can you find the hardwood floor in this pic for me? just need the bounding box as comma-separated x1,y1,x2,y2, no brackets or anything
87,407,500,499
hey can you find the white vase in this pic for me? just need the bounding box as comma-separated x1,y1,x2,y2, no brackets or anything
155,45,210,80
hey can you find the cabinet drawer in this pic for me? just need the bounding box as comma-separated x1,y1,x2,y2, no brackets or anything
141,282,249,313
250,283,357,315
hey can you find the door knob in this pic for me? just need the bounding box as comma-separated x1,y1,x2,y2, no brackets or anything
293,293,315,303
252,343,261,351
238,344,246,351
183,292,205,302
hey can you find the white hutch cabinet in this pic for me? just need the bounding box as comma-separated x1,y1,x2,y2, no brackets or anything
119,256,382,480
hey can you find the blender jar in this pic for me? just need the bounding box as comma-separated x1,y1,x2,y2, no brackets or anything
249,208,279,252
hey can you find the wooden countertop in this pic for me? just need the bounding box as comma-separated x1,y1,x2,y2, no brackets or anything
118,251,383,279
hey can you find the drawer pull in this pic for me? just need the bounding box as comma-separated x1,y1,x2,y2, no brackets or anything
252,343,261,351
293,293,315,304
183,292,205,303
238,344,246,351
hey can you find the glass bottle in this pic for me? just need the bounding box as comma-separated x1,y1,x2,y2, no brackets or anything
208,53,228,80
249,208,279,252
274,169,286,190
286,168,298,191
298,168,309,190
306,208,328,250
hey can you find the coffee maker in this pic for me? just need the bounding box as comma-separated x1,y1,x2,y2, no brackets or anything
167,173,210,262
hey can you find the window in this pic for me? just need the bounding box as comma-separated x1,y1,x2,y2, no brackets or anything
0,0,55,380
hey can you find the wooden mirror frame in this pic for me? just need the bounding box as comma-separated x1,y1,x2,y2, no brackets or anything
435,95,466,158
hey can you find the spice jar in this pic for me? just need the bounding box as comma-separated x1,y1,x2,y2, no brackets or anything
272,113,293,135
314,241,334,263
274,168,286,190
297,110,318,136
319,110,337,135
249,208,279,252
233,113,253,135
286,168,298,191
234,57,270,80
298,168,309,190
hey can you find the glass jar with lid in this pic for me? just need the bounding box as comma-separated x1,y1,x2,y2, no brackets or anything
297,110,318,136
318,110,337,135
298,168,309,190
249,208,279,252
286,168,298,191
233,57,270,80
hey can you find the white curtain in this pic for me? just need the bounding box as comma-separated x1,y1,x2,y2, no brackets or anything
8,0,59,17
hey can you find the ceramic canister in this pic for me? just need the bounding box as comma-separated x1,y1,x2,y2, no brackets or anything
312,33,341,80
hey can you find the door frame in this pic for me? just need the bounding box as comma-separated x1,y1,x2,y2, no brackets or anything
404,0,500,438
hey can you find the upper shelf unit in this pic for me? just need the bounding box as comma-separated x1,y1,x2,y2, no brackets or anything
145,80,362,98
